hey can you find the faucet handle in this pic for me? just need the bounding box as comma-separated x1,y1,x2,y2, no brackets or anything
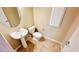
15,27,20,32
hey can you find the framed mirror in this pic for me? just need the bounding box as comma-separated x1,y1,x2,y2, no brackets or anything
0,7,10,27
2,7,20,27
50,7,66,27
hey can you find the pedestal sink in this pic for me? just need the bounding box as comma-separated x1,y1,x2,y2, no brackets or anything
9,28,28,48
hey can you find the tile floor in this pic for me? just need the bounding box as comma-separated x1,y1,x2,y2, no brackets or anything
17,36,61,52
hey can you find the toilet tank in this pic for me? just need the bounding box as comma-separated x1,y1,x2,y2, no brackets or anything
28,26,35,34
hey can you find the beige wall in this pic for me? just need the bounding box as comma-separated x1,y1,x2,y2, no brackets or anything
61,10,79,49
64,10,79,43
2,7,20,27
33,7,79,42
18,7,34,28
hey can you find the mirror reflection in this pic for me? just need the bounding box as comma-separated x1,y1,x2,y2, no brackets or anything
0,7,20,27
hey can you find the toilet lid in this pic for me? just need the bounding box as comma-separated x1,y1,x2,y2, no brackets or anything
33,32,42,38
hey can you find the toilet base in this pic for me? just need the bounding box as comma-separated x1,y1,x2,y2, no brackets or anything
32,37,39,42
20,37,28,48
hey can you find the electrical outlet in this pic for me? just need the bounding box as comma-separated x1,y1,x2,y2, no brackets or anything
65,41,70,46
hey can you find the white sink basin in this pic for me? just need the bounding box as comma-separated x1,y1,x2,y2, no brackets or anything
10,28,28,39
9,28,28,48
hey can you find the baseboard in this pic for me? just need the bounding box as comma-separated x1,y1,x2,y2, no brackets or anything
43,35,62,51
43,35,62,45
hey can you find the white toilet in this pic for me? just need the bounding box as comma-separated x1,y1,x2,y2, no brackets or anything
28,26,42,41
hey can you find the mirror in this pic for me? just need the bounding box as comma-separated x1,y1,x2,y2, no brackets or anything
50,7,66,27
0,7,20,27
0,7,10,27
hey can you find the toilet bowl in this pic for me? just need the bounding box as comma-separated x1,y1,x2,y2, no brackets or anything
28,26,42,41
33,32,42,40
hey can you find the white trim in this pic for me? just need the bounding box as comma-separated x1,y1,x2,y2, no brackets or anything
0,32,15,52
43,35,62,45
62,26,79,52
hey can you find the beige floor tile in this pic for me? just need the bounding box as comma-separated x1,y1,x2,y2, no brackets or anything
17,36,61,52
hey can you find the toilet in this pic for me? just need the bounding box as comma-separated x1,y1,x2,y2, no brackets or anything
28,26,42,41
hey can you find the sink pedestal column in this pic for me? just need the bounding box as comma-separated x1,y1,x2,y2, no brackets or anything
20,37,27,48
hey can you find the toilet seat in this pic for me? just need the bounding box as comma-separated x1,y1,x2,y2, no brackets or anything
33,32,42,39
28,26,42,41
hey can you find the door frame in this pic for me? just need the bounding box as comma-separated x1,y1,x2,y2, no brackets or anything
0,32,15,52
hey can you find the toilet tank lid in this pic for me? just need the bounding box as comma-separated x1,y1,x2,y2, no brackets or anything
28,26,35,30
